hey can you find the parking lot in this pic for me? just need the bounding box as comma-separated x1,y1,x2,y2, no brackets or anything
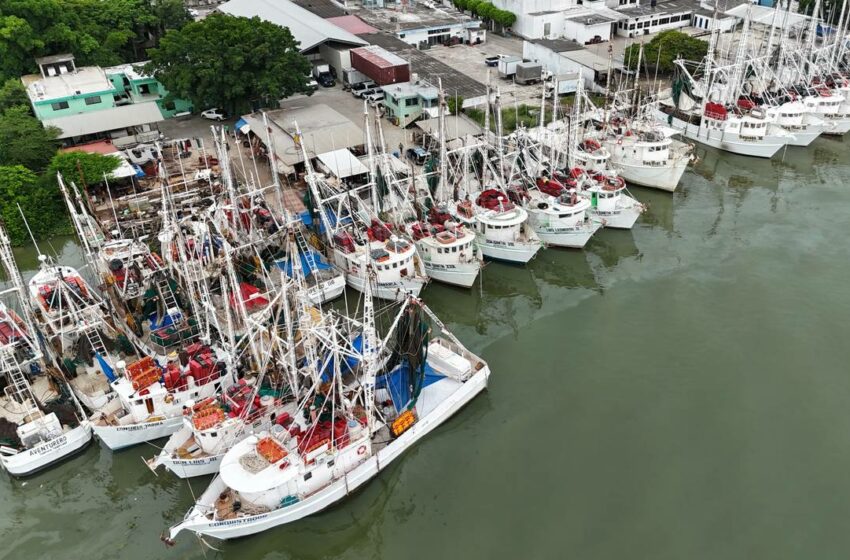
425,34,554,107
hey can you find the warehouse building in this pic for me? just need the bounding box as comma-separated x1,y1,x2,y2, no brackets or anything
218,0,367,78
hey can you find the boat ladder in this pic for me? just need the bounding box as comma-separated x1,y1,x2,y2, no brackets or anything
0,348,41,419
156,276,183,325
294,228,319,277
82,325,109,360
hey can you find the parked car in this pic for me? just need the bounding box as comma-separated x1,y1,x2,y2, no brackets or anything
585,35,603,45
350,81,377,96
365,91,385,106
405,146,429,165
306,77,319,90
354,86,379,99
201,108,227,121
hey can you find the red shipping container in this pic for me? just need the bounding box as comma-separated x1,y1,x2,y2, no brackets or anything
350,46,410,86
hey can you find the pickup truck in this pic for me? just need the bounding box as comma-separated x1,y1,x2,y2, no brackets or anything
484,54,508,67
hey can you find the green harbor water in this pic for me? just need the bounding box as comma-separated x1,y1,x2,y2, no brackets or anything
2,137,850,560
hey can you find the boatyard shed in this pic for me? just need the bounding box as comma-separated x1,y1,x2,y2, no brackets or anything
241,104,364,173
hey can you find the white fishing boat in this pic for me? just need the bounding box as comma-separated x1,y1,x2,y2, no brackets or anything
601,130,693,192
406,209,481,288
90,345,234,450
165,290,490,542
575,171,645,229
0,226,92,476
762,100,825,147
147,380,282,478
519,177,600,248
451,190,541,263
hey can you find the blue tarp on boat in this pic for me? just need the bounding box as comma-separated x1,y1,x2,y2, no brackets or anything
318,335,363,382
376,361,445,411
275,249,331,279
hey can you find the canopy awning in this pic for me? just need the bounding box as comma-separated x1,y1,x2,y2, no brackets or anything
235,118,250,134
316,149,368,179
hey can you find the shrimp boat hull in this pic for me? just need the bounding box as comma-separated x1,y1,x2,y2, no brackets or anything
533,222,601,249
421,261,480,288
344,272,425,301
476,240,540,263
168,364,490,541
656,110,785,158
93,415,184,451
590,207,642,230
0,423,92,477
153,453,224,478
781,127,822,146
609,158,689,192
820,117,850,136
305,276,347,306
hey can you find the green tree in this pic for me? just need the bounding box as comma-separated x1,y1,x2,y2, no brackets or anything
0,78,30,112
624,31,708,74
496,10,517,28
45,151,121,188
0,165,65,244
145,14,311,114
0,106,60,172
447,95,464,115
0,0,190,80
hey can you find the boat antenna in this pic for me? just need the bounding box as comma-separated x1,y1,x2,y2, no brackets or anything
16,203,42,257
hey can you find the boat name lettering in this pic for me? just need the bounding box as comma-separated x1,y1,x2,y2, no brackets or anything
29,435,68,456
211,513,269,527
117,421,164,431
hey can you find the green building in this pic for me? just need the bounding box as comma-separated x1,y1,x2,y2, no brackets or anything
382,81,439,128
22,54,193,145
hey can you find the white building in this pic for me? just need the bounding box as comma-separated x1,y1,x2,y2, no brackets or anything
492,0,574,39
523,39,622,91
614,0,696,38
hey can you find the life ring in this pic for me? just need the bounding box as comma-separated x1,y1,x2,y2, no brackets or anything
617,137,622,145
165,394,175,404
357,445,367,456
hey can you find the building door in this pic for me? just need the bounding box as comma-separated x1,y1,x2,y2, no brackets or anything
543,22,551,37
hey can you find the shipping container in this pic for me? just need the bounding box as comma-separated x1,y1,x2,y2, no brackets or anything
350,46,410,86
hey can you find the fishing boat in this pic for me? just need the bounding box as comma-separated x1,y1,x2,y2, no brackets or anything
457,189,542,263
520,176,600,248
601,128,693,192
89,343,234,450
407,208,481,287
0,225,92,476
573,170,645,229
165,285,490,542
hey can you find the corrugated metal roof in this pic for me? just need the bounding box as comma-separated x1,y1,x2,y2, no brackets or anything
218,0,367,52
325,15,378,35
242,104,364,166
43,102,164,139
351,45,409,69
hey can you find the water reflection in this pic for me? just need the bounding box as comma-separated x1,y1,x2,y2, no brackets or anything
631,186,675,234
585,229,641,271
529,248,598,293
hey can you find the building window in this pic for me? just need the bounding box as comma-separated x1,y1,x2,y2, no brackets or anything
139,83,151,95
85,96,101,105
405,97,418,107
51,101,69,110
